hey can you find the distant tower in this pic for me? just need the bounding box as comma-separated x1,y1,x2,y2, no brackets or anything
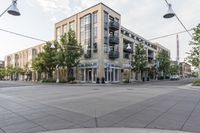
176,34,180,64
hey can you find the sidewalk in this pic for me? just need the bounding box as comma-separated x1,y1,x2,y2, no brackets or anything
39,128,191,133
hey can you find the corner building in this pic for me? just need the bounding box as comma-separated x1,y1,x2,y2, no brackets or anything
55,3,169,83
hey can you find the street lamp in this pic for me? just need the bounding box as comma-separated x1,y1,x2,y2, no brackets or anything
163,0,197,77
50,43,60,83
163,0,192,38
163,3,175,19
126,44,132,82
0,0,20,17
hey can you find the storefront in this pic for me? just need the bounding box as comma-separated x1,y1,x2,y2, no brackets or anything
80,63,97,83
104,63,120,83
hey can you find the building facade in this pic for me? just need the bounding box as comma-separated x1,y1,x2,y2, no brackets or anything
4,3,170,83
180,62,192,78
4,43,44,80
0,60,4,68
55,3,170,83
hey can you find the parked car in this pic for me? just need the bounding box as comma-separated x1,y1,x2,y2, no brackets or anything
170,75,180,80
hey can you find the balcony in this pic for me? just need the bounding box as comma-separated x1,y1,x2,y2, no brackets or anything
109,21,119,31
84,50,91,58
148,54,154,59
109,51,119,59
123,47,133,53
109,36,119,45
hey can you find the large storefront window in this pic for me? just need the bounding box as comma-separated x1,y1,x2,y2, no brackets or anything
80,63,97,82
104,63,120,82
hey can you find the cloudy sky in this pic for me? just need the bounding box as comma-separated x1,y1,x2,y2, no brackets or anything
0,0,200,62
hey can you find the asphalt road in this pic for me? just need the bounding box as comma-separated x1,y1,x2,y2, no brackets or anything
0,79,199,133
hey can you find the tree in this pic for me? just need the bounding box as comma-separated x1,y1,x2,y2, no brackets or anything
32,41,58,79
132,43,147,80
57,30,83,80
169,64,179,75
156,49,170,78
0,67,5,80
186,23,200,67
32,53,45,74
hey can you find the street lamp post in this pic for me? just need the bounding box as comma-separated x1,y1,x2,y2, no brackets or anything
50,43,60,83
163,0,199,78
0,0,20,17
126,44,132,82
163,0,192,38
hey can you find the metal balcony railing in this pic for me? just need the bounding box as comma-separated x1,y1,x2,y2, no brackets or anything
109,51,119,59
109,36,119,44
109,21,119,31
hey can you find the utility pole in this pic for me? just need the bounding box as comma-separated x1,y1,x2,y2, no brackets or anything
176,34,180,64
176,34,180,76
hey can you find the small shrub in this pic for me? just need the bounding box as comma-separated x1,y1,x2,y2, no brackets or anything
123,80,129,83
42,78,56,83
59,79,67,83
192,79,200,86
68,77,75,82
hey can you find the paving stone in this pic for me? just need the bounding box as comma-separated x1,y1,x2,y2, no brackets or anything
2,121,38,133
20,126,47,133
53,110,92,125
182,113,200,132
0,116,27,127
32,115,74,130
113,116,148,128
67,125,84,129
81,118,114,128
99,104,145,123
147,113,187,130
0,129,5,133
22,112,51,120
0,112,18,120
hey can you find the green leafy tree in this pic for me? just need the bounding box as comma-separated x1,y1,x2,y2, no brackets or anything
0,68,6,80
132,43,147,80
169,64,179,75
32,41,58,79
156,49,170,78
186,23,200,67
5,66,15,80
57,30,83,80
32,53,45,74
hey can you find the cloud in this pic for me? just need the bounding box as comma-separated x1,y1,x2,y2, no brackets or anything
50,16,57,23
32,0,200,61
25,0,35,7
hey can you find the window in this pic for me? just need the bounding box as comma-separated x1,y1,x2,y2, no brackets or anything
109,16,114,21
62,24,67,34
104,11,108,24
104,12,109,53
56,27,61,41
93,12,98,53
115,18,119,22
69,21,75,31
80,14,92,55
93,12,97,24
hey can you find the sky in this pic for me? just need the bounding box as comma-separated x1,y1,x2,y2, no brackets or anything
0,0,200,62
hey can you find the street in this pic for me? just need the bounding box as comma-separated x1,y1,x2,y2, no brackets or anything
0,79,199,133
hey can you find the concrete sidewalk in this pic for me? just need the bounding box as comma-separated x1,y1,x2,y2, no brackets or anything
39,128,192,133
